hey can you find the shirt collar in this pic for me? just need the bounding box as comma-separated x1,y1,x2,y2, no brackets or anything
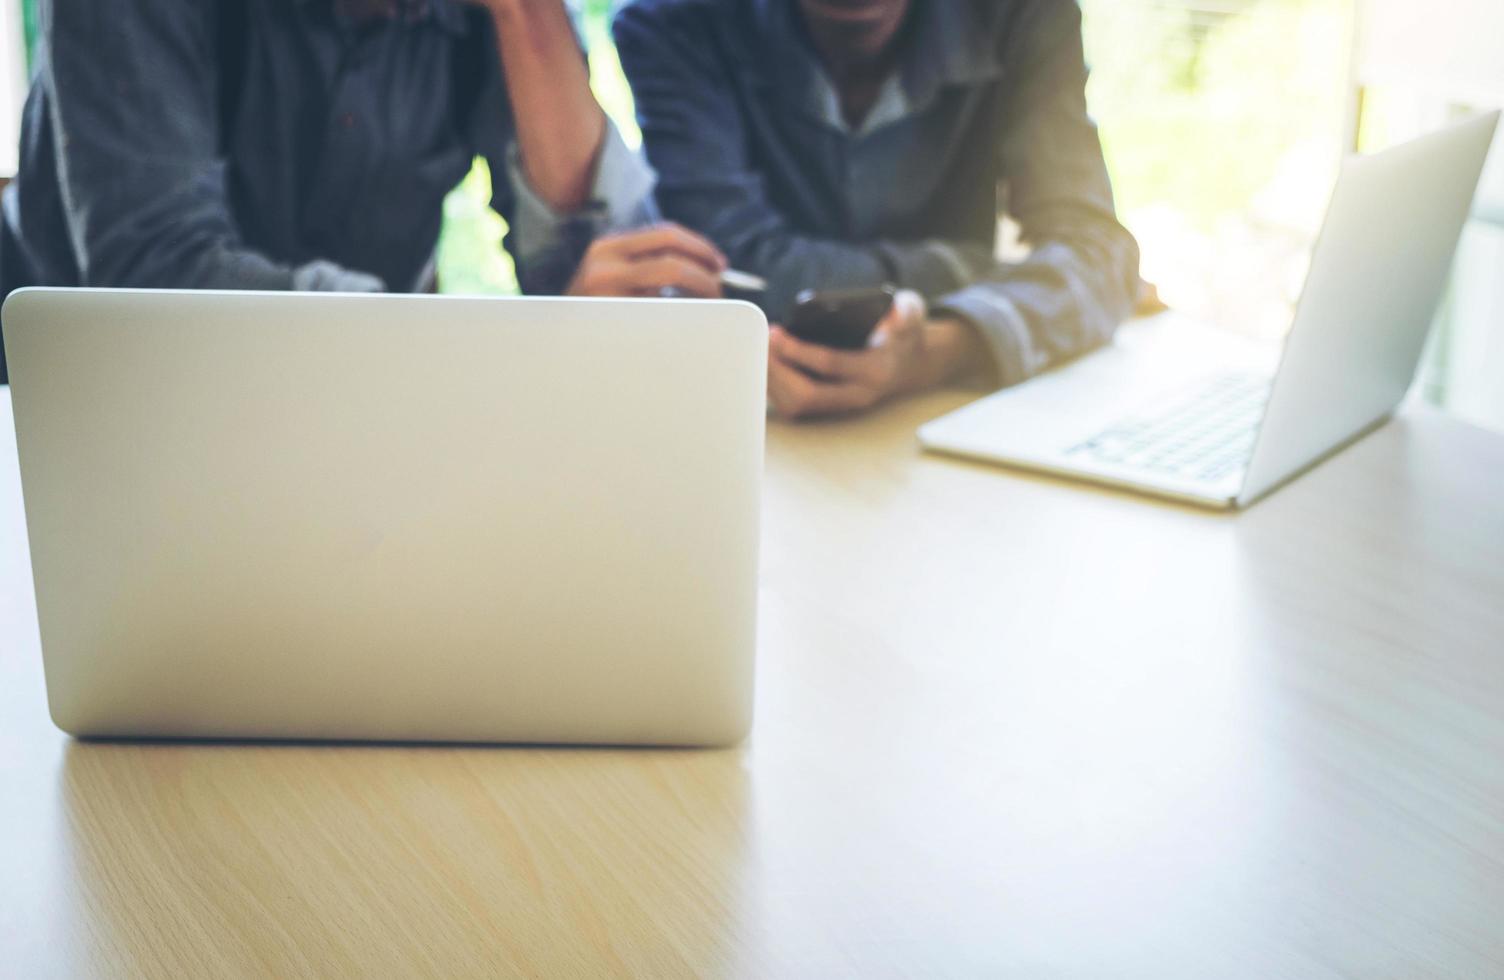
740,0,1003,132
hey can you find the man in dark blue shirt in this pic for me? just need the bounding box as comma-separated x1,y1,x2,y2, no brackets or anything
0,0,727,383
615,0,1141,418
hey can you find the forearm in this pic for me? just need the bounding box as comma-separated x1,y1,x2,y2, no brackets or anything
969,0,1139,385
917,316,993,390
499,123,658,295
69,184,385,292
486,0,606,213
59,159,386,292
104,246,383,293
933,227,1139,387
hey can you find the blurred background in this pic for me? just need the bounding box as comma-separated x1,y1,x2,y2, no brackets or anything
1,0,1500,431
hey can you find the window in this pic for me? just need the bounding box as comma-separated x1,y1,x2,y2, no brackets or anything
1353,0,1504,431
1081,0,1350,342
437,0,630,296
0,0,29,177
443,0,1358,352
7,0,1499,433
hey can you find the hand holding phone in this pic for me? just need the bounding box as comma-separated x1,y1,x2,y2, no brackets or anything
786,285,896,350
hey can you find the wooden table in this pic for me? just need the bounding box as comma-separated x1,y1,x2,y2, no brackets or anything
3,381,1503,978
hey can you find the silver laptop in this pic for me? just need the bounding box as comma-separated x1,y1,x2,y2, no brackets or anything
3,291,766,746
921,111,1500,509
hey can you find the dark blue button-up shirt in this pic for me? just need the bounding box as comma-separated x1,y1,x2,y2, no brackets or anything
615,0,1141,386
0,0,653,383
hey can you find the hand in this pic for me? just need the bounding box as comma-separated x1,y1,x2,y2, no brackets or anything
767,289,927,418
767,290,982,419
566,224,728,298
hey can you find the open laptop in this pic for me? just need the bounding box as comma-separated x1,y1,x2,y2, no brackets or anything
2,291,766,746
920,111,1500,509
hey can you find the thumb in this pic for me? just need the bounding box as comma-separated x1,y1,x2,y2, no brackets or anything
873,289,927,346
893,289,928,329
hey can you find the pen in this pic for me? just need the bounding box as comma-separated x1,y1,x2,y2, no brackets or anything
719,269,768,293
659,269,769,299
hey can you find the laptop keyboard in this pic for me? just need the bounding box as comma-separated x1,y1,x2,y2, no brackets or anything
1065,372,1272,484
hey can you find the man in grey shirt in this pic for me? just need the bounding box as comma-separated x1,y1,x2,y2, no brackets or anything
617,0,1141,418
0,0,727,384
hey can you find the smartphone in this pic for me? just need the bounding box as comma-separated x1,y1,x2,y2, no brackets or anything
786,285,896,350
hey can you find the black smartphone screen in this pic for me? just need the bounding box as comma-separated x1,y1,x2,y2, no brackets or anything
786,286,896,350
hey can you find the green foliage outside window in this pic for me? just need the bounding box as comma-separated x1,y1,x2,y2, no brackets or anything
437,0,626,295
20,0,34,72
15,0,1349,310
437,0,1349,316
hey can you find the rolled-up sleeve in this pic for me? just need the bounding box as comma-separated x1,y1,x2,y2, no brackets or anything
502,120,658,291
930,1,1140,386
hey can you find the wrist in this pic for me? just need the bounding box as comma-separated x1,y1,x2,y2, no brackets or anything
916,316,982,390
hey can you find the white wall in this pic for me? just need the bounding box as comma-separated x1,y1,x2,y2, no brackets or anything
1357,0,1504,433
0,0,24,175
1358,0,1504,102
1357,0,1504,209
1442,224,1504,428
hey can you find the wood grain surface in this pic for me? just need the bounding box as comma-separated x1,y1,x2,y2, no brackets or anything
2,380,1502,978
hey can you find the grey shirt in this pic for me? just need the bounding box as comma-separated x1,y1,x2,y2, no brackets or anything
616,0,1141,386
0,0,654,381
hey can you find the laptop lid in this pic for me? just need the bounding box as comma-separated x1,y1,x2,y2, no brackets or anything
3,290,767,746
1237,111,1499,506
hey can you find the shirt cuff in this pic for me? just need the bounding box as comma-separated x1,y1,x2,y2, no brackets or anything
873,239,993,299
931,286,1044,389
504,122,658,267
291,260,386,293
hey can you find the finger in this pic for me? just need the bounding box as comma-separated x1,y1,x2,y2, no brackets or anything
768,350,878,417
771,327,882,383
871,289,927,347
894,288,927,324
627,255,723,298
791,374,880,417
767,354,813,417
566,265,630,298
614,224,727,271
579,233,628,266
